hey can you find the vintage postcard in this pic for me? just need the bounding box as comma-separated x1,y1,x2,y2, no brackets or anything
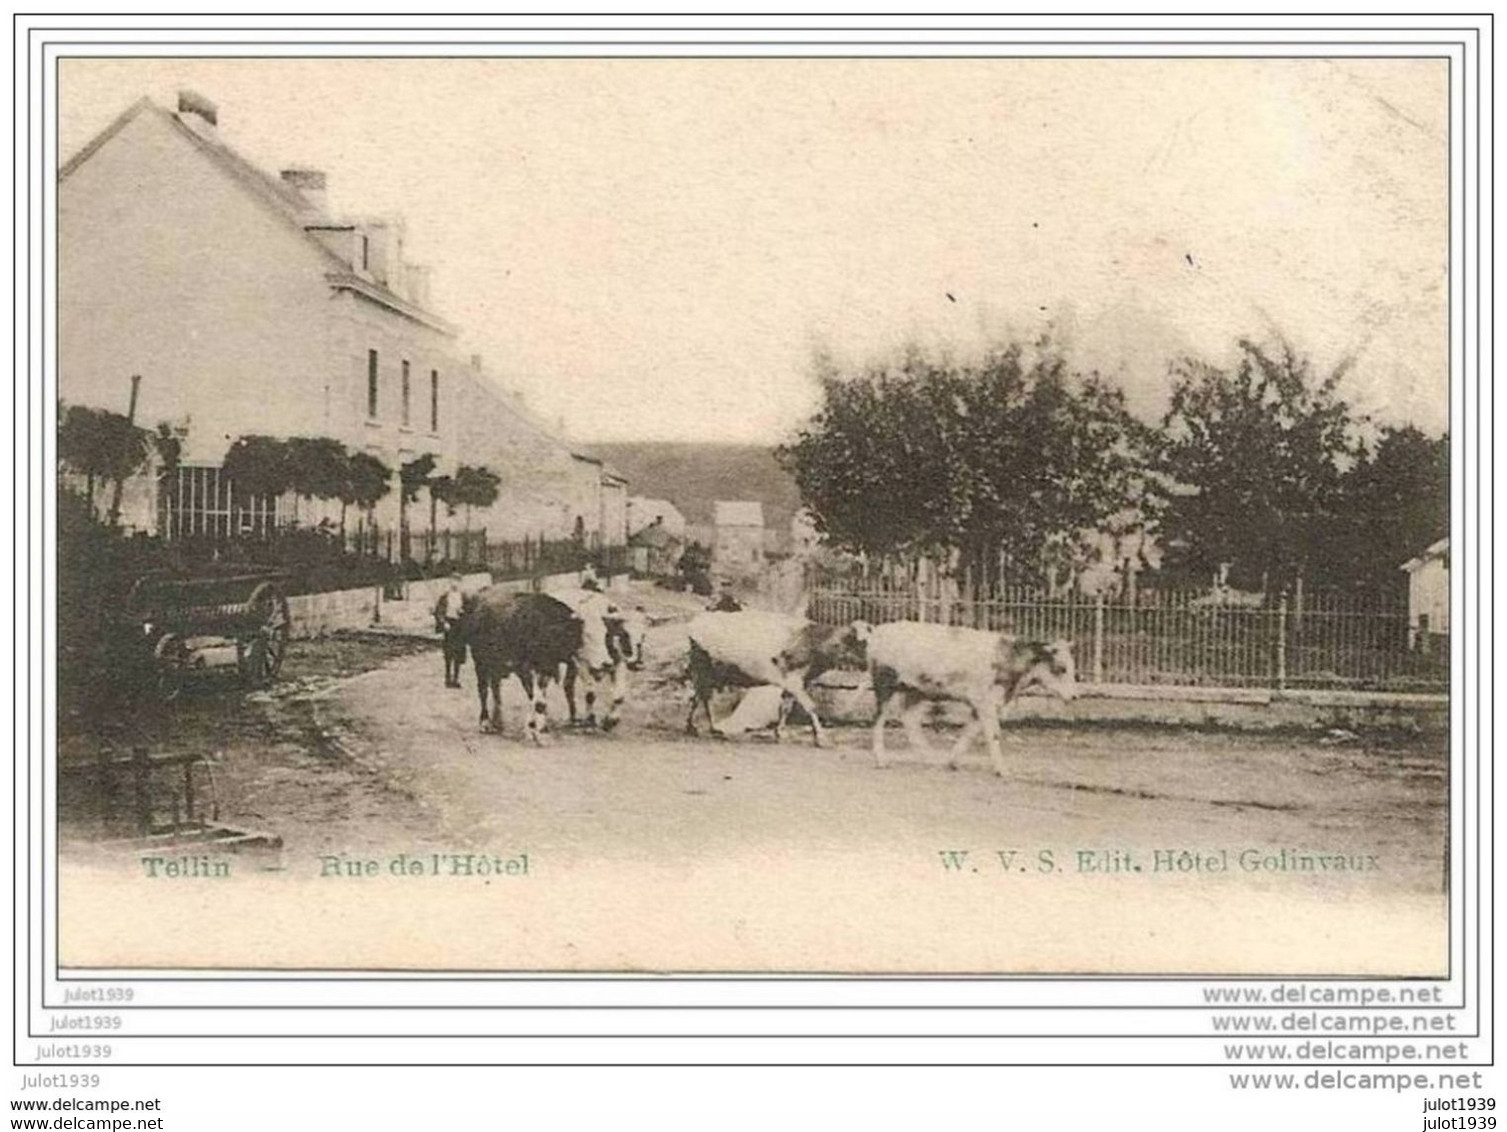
54,56,1450,975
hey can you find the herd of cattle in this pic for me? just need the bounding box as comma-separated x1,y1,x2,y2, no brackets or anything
435,584,1079,776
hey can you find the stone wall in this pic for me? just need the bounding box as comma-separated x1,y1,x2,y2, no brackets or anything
286,586,381,640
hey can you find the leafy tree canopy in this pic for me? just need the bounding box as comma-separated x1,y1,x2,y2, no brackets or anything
777,341,1149,581
1153,338,1363,590
221,435,295,498
450,464,502,510
400,453,438,503
57,403,155,484
344,451,392,511
283,436,352,502
1324,424,1449,587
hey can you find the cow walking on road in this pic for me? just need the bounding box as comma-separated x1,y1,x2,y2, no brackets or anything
460,587,631,742
684,610,871,747
866,621,1077,776
550,586,648,729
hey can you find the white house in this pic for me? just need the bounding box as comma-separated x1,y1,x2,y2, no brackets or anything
59,91,624,551
712,500,765,575
1400,537,1449,650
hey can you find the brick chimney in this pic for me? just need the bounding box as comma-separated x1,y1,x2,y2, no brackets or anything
176,90,219,139
280,167,328,216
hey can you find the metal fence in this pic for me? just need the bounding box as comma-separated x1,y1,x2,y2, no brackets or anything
157,465,278,542
806,570,1448,693
404,528,489,568
483,537,628,581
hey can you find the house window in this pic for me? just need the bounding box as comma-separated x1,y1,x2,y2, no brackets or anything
430,370,439,432
401,360,411,427
367,350,379,418
361,234,370,271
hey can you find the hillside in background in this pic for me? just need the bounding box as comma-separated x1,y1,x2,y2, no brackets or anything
586,443,803,533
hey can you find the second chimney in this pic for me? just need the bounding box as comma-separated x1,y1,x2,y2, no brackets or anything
280,167,328,217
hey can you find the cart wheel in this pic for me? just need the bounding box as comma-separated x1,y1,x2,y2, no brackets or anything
153,633,187,703
241,582,291,686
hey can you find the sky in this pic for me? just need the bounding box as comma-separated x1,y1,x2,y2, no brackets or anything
59,58,1449,444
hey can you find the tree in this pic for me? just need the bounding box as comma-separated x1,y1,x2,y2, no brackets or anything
431,464,501,531
343,451,392,539
398,453,438,556
151,423,183,478
278,436,351,528
221,436,294,500
284,437,350,501
1326,425,1449,587
57,403,171,525
1153,339,1361,592
777,341,1148,587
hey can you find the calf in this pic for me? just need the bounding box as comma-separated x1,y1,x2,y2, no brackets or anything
685,611,870,747
460,588,630,742
867,621,1077,776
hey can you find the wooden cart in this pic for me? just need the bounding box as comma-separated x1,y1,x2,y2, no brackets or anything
121,569,292,701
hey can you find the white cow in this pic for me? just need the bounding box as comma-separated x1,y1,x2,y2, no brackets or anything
867,621,1078,776
685,610,871,747
549,586,650,728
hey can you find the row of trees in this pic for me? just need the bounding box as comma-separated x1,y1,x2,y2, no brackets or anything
778,337,1448,593
58,402,505,546
220,436,502,538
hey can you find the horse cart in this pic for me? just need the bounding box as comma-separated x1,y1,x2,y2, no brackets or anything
58,567,294,863
122,568,292,701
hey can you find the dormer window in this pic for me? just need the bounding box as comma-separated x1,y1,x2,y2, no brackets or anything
361,234,370,272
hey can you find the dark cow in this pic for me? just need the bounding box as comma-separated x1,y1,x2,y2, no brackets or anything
460,587,628,742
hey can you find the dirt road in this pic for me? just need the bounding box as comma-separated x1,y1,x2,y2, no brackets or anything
60,622,1449,975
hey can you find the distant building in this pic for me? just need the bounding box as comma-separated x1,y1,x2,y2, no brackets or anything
564,453,629,552
600,466,629,551
1400,538,1449,652
627,497,686,539
628,517,684,578
713,500,765,575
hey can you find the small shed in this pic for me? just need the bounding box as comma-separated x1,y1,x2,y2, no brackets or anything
1400,537,1449,651
628,518,683,578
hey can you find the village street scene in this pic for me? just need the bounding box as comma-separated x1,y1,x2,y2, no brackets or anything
55,61,1449,974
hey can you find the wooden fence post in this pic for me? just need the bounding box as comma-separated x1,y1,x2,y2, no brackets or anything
1276,595,1288,690
1093,591,1105,684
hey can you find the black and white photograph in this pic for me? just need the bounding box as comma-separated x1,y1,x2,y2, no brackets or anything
54,55,1451,976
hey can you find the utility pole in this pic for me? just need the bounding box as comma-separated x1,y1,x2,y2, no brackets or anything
107,374,141,528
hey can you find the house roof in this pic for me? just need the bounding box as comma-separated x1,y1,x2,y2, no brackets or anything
631,495,678,510
629,523,682,549
714,500,764,527
60,96,454,335
570,449,628,484
1400,537,1449,573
